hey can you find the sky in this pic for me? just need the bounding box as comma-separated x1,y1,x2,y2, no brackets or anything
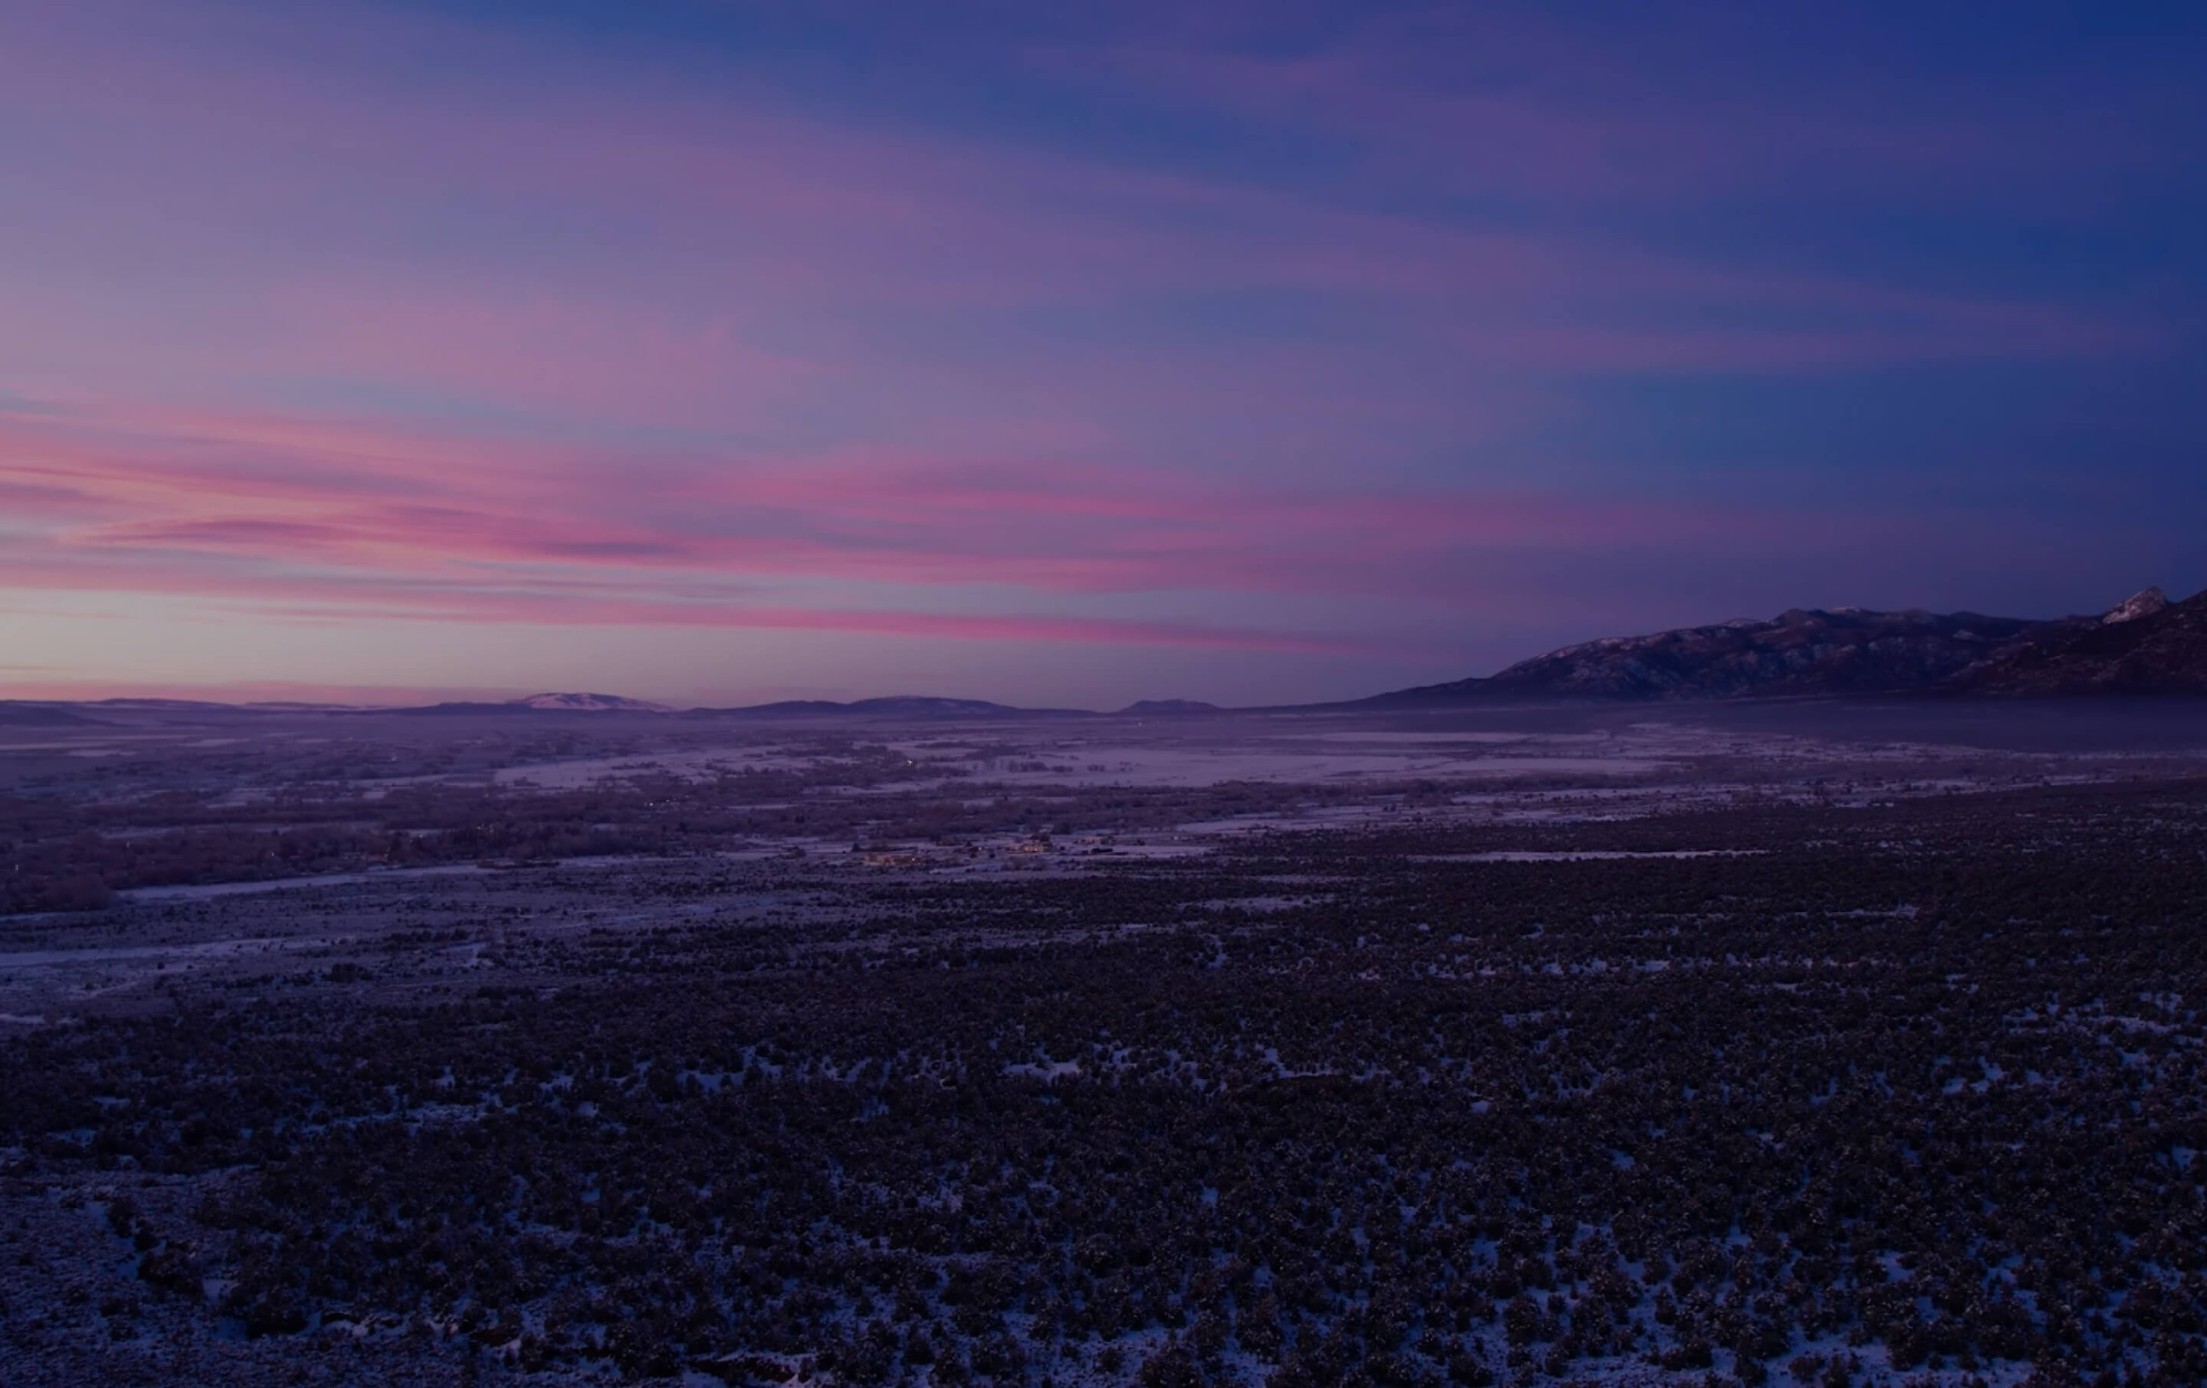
2,0,2203,708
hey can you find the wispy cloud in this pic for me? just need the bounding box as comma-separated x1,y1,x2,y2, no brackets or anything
2,399,1786,649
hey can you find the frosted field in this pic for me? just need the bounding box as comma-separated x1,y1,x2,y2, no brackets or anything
5,699,2204,1029
4,702,2205,889
5,699,2207,1385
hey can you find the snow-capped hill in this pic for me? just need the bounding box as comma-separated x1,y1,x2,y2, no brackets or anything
512,693,670,712
1466,607,2051,700
2103,587,2169,625
1371,583,2207,704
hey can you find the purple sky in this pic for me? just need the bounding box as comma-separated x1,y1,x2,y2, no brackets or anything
3,1,2202,707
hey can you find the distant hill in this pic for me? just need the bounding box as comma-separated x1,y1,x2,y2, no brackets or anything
512,692,670,712
0,702,99,726
1372,588,2207,703
688,696,1079,719
846,696,1028,716
82,697,237,710
1119,699,1221,716
392,692,670,716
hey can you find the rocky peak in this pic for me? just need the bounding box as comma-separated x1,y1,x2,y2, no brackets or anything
2103,587,2169,625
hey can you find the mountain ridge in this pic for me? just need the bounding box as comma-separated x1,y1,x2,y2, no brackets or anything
1950,587,2207,696
1371,587,2207,705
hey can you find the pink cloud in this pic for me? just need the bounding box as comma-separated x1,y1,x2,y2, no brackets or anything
0,398,1797,649
3,398,1767,593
